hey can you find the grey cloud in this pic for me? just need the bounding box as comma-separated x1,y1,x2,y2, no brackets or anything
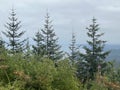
0,0,120,49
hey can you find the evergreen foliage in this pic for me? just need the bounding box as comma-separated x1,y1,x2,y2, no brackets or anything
24,38,32,59
68,32,80,63
41,12,63,61
0,35,7,61
0,35,5,53
0,35,5,49
2,8,26,54
32,30,44,57
78,18,110,82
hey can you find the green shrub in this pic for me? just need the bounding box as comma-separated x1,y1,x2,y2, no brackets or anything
0,55,81,90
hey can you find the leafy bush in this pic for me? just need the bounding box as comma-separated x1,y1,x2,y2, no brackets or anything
0,55,81,90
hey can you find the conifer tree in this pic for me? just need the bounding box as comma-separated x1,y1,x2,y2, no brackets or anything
2,8,26,54
80,18,110,80
41,12,63,61
32,30,44,56
0,35,5,49
0,35,5,54
68,32,80,63
24,38,32,59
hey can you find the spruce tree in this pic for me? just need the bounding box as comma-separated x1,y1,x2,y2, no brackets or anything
80,18,110,80
68,32,80,63
2,8,26,54
24,38,32,59
32,30,44,56
41,12,63,61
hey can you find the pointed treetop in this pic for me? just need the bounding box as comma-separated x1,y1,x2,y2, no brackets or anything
92,17,97,24
45,9,50,19
11,6,16,16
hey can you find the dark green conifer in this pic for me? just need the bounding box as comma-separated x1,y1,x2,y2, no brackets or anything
32,30,44,56
68,32,80,63
2,8,26,54
0,35,5,54
80,18,110,80
0,35,5,49
24,38,32,59
41,12,63,61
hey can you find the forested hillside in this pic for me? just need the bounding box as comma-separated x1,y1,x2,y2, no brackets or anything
0,8,120,90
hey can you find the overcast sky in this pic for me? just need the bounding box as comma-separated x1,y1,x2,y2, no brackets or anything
0,0,120,51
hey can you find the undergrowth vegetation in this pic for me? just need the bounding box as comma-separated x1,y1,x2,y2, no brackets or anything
0,54,81,90
0,54,120,90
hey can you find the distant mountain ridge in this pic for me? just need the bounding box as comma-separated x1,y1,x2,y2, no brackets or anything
105,44,120,64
